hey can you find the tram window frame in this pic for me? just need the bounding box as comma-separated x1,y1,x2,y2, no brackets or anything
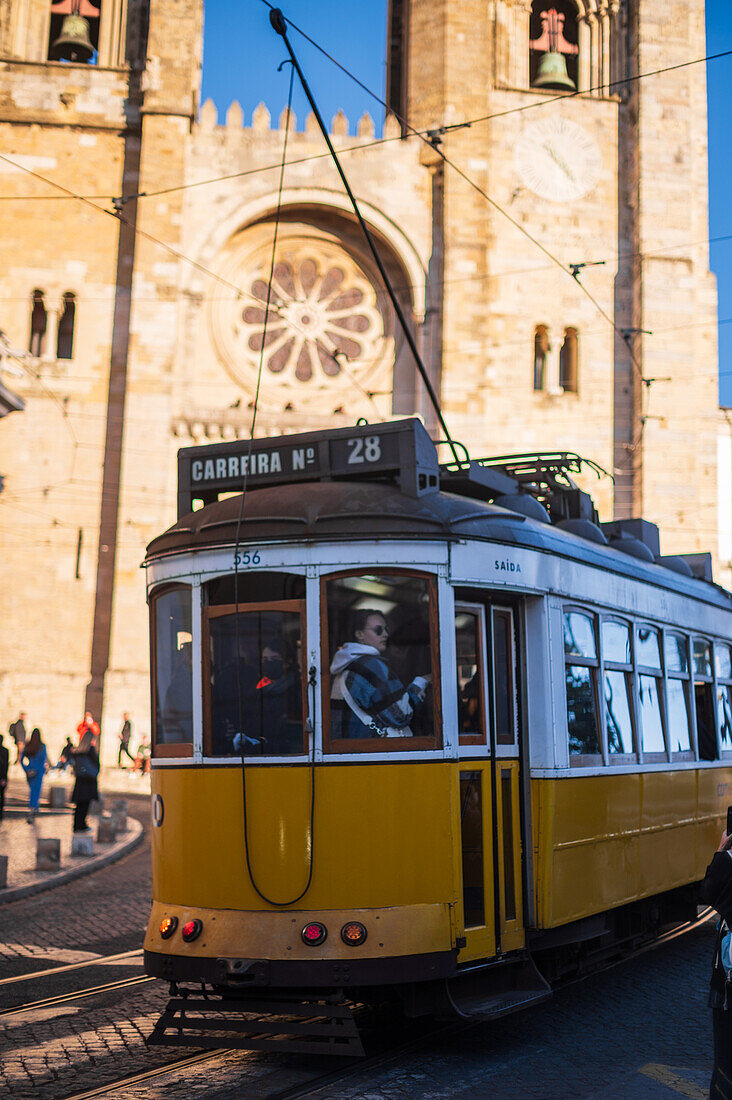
635,623,668,762
663,630,694,760
563,607,603,766
693,635,719,761
321,568,442,754
149,583,195,759
201,598,308,758
493,607,519,751
455,603,488,747
599,617,637,764
715,642,732,756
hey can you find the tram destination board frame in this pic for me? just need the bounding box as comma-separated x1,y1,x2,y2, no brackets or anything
177,418,440,517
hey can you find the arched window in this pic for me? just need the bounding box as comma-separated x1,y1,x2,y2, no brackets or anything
29,290,47,357
533,325,549,391
559,327,578,392
57,292,76,359
529,2,579,91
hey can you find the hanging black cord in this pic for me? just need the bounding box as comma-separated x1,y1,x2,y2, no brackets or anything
269,8,460,467
231,62,316,907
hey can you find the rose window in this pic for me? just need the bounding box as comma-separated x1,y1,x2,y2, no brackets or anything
233,247,387,385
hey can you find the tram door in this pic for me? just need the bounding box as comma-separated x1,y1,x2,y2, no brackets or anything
456,602,524,961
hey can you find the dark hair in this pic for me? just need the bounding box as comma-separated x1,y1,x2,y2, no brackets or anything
25,728,42,757
352,608,386,636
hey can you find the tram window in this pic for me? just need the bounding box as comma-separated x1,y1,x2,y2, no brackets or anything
204,572,305,606
665,633,689,675
604,670,634,755
563,611,596,659
636,625,662,670
693,639,713,678
323,572,439,751
205,602,305,757
666,680,692,754
565,666,601,756
493,608,517,746
602,620,631,665
638,675,666,755
716,644,732,682
717,685,732,752
151,586,194,750
456,608,487,744
460,771,485,927
696,683,718,760
716,644,732,754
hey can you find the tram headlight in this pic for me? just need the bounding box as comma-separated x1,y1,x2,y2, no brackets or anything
340,921,367,946
159,916,178,940
181,919,203,942
301,922,327,946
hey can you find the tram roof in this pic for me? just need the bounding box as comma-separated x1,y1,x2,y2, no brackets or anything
146,479,732,611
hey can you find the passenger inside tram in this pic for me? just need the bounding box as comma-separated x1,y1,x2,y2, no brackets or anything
329,606,431,739
209,612,304,755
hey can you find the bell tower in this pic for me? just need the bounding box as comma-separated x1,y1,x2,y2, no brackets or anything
386,0,718,557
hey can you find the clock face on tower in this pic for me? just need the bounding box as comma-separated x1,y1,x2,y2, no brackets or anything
514,117,602,203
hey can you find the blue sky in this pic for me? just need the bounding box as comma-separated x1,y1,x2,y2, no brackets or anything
202,0,732,406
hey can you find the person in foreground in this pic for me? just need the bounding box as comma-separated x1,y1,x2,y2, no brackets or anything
20,727,48,822
700,825,732,1098
71,729,100,833
330,608,430,738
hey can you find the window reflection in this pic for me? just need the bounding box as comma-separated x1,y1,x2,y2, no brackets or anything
664,633,688,675
563,612,596,659
153,587,193,746
604,670,633,754
636,626,661,670
716,645,732,681
718,685,732,751
666,680,692,753
639,674,665,753
566,665,600,755
493,609,516,746
602,621,631,665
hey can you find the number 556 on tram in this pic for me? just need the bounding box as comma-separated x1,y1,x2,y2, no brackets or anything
143,418,732,1054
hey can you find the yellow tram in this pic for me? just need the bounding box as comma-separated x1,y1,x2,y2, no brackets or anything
143,419,732,1053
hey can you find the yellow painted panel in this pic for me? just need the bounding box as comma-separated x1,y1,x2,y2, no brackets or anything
532,768,732,929
151,763,457,911
145,901,453,959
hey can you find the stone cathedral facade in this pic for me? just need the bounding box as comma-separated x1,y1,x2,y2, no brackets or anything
0,0,722,760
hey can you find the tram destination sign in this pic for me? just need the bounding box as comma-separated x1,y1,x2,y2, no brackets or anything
177,418,440,517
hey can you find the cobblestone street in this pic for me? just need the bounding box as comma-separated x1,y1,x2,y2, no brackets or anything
0,794,721,1100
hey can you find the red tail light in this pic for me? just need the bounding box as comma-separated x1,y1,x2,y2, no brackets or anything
182,919,203,942
301,922,327,946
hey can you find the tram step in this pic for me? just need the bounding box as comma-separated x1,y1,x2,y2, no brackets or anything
446,955,552,1019
147,992,365,1057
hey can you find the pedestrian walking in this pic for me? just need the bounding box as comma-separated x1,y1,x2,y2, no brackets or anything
700,824,732,1099
71,729,100,833
118,713,135,768
8,711,27,764
20,727,48,822
0,734,8,821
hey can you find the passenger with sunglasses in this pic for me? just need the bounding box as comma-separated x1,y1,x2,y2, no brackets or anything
330,609,430,739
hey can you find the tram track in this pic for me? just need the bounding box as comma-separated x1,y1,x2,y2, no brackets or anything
44,907,718,1100
0,973,154,1017
0,947,143,988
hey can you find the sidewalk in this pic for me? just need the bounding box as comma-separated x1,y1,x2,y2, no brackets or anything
0,777,144,904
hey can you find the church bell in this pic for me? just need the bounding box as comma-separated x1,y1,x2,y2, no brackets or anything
533,50,576,91
49,14,95,63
